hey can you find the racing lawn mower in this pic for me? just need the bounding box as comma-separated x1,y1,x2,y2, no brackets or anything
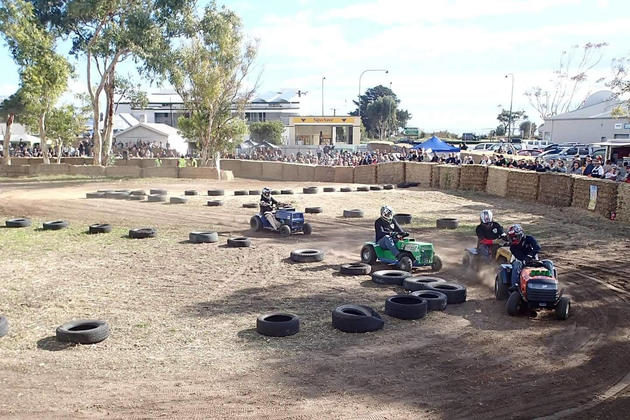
250,205,312,237
360,232,442,273
495,260,570,320
462,237,513,271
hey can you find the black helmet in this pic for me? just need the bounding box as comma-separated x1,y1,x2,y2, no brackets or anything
262,187,271,198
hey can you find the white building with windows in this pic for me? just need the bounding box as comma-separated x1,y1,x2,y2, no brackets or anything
115,88,302,129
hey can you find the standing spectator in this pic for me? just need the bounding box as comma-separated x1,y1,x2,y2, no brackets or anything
590,159,604,178
583,157,594,176
569,161,583,175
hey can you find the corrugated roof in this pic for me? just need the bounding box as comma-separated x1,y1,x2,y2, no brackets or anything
550,91,622,120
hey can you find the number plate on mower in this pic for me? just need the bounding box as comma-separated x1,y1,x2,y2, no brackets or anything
404,244,419,252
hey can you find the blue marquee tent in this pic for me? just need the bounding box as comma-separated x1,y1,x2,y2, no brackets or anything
412,135,460,152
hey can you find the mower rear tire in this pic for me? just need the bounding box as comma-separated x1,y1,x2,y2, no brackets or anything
250,216,262,232
555,296,570,320
431,255,443,271
360,245,377,265
279,225,291,237
398,256,413,272
302,223,312,235
506,292,523,316
495,271,510,300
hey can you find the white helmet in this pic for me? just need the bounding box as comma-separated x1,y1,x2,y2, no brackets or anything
262,187,271,198
480,209,493,224
381,205,394,221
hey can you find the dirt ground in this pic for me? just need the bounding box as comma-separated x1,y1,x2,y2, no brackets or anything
1,177,629,419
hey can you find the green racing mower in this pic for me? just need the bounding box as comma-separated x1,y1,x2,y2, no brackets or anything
360,232,443,273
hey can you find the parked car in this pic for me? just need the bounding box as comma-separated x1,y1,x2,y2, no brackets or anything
541,146,600,162
521,139,553,150
473,143,496,151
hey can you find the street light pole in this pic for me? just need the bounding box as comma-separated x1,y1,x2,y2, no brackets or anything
321,76,326,116
505,73,514,143
358,69,389,119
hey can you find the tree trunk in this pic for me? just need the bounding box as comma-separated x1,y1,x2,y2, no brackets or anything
57,140,62,164
92,102,102,165
101,75,115,166
214,152,221,179
39,112,50,165
3,114,13,165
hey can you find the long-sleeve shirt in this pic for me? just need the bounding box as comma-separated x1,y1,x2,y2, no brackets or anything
510,235,541,262
375,217,403,241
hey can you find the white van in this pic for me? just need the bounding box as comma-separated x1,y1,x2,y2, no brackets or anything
521,140,552,150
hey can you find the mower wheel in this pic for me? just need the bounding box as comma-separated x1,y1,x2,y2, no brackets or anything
402,276,446,291
495,271,510,300
250,216,262,232
360,245,377,265
279,225,292,237
398,256,413,272
332,304,384,333
427,282,466,304
290,249,324,263
506,292,523,316
371,270,410,286
340,262,371,276
431,255,443,271
302,223,312,235
555,296,570,320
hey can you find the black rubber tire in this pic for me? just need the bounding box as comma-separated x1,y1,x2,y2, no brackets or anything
372,270,411,286
556,296,570,320
189,231,219,243
495,270,510,300
0,315,8,338
305,207,322,214
385,295,428,320
360,244,377,265
250,216,263,232
427,282,467,304
249,190,261,195
109,192,130,199
97,190,113,193
507,291,523,316
407,182,419,187
393,213,412,225
431,255,443,272
184,190,198,196
357,186,369,192
170,197,188,204
208,189,225,196
411,290,448,311
234,190,248,196
290,249,324,263
332,304,384,333
243,203,258,208
88,223,112,234
383,184,395,190
369,186,382,191
397,182,409,189
398,256,413,272
323,187,336,192
207,200,223,207
227,237,251,248
279,225,292,237
129,228,156,239
130,190,146,196
128,195,145,201
86,192,105,199
271,190,280,195
281,189,294,195
302,222,312,235
147,194,167,202
150,189,167,195
43,220,68,230
402,276,447,292
340,262,371,275
340,187,353,192
256,313,300,337
6,218,31,228
55,319,109,344
303,186,319,194
343,209,364,218
436,218,459,229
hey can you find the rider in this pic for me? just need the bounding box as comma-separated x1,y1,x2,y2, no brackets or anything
475,210,505,261
375,205,408,260
259,187,280,230
507,224,553,289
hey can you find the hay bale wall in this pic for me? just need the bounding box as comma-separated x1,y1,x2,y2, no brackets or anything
486,166,510,197
537,173,574,207
459,165,488,191
438,165,460,190
572,177,619,218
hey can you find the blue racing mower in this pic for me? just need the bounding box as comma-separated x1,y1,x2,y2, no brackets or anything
250,205,312,237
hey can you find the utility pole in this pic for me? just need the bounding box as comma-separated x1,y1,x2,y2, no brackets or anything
358,69,389,119
321,76,326,116
505,73,514,143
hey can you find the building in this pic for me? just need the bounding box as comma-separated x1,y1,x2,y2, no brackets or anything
115,88,302,129
541,90,630,144
287,116,361,146
113,122,190,155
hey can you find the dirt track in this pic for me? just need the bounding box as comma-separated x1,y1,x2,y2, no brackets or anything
1,177,629,419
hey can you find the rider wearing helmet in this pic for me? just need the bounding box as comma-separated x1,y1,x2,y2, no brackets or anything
375,205,408,259
259,187,280,230
507,224,551,289
475,210,505,261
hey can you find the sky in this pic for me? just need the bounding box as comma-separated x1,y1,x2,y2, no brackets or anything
1,0,629,134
